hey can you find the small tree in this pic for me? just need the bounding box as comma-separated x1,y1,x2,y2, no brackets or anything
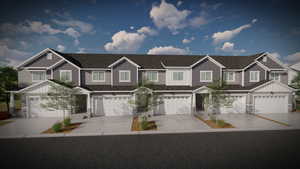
291,72,300,99
204,80,234,123
0,67,17,112
41,81,81,122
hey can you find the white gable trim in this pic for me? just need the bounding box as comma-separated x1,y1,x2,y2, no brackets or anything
74,87,91,94
47,59,65,70
243,61,270,71
193,86,212,93
16,80,67,93
256,52,288,69
108,57,140,68
190,55,225,68
133,86,153,93
250,80,296,92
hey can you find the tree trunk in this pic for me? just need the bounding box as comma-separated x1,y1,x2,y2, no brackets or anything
5,93,9,112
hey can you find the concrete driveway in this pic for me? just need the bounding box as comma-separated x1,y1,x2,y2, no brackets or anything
152,114,210,131
72,115,132,134
218,113,289,129
256,113,300,129
0,117,60,137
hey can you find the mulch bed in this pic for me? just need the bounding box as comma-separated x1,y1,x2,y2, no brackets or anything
42,122,82,134
194,115,235,128
131,116,157,131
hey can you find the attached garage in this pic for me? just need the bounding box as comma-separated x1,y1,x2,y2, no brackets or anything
155,95,192,115
93,95,133,116
253,95,288,113
220,95,246,113
28,96,65,117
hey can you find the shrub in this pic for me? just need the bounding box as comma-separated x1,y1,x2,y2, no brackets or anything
52,122,62,132
209,115,216,122
140,120,148,130
217,120,227,127
63,117,71,126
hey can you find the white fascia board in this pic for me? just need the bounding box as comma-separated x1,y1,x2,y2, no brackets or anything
153,90,193,93
74,87,91,93
256,61,271,71
24,67,48,70
262,52,289,69
190,55,225,68
250,80,296,92
92,90,134,93
192,86,211,93
47,59,65,70
108,57,140,68
243,61,269,71
139,69,166,71
48,48,81,70
81,68,111,70
15,48,50,69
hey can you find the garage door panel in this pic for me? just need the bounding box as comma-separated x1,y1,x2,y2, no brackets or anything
157,96,191,115
94,96,133,116
254,95,288,113
220,96,246,113
29,96,64,117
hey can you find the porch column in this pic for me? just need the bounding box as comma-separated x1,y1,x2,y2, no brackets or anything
191,93,195,113
87,93,91,118
9,92,15,116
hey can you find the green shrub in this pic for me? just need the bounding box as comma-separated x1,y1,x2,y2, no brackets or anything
209,115,216,122
140,120,148,130
52,122,62,132
63,117,71,126
217,120,227,127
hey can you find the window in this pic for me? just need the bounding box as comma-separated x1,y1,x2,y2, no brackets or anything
270,72,280,81
31,71,46,82
262,56,267,62
250,71,260,82
46,53,53,60
200,71,213,82
172,72,184,81
145,71,158,82
119,70,131,82
224,72,235,82
92,71,105,82
60,70,72,82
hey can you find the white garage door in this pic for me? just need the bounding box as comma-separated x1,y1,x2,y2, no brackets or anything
254,95,288,113
155,95,191,115
94,95,133,116
29,96,64,117
220,95,246,113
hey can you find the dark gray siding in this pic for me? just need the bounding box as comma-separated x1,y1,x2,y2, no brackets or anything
53,62,79,86
18,70,51,88
268,71,288,84
23,52,62,67
112,60,138,86
257,56,283,69
222,71,242,85
192,58,221,86
82,70,111,85
244,63,266,86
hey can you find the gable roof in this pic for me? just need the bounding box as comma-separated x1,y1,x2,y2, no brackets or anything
53,50,265,69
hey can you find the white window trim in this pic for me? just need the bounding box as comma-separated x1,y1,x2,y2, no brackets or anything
46,53,53,60
224,72,235,82
119,70,131,82
172,71,184,81
145,71,158,82
91,71,105,82
31,70,46,82
60,70,72,82
270,72,281,81
250,71,260,82
200,71,213,82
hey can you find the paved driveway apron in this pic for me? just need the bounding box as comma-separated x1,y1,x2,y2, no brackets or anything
256,113,300,129
218,113,289,129
152,114,210,131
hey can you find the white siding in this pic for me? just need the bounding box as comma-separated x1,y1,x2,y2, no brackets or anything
166,69,192,86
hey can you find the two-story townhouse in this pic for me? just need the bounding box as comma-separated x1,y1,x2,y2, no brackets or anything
10,48,296,118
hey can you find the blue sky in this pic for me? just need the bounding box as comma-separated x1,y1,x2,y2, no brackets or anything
0,0,300,66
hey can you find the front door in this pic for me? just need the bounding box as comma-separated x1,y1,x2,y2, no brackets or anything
196,94,204,111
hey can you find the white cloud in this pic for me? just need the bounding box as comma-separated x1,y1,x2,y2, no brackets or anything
52,19,94,33
269,52,281,58
189,16,207,28
137,26,157,36
0,45,31,66
74,39,80,46
57,44,66,52
77,48,86,53
217,42,246,54
130,26,135,30
286,52,300,62
147,46,188,55
182,36,195,44
252,18,257,23
177,1,183,6
212,19,257,44
104,30,146,52
150,0,191,34
63,27,80,38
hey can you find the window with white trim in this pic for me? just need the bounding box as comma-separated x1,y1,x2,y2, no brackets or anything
172,72,184,81
224,72,235,82
31,71,46,82
92,71,105,82
269,72,280,81
60,70,72,82
46,53,53,60
200,71,213,82
145,71,158,82
250,71,260,82
119,70,131,82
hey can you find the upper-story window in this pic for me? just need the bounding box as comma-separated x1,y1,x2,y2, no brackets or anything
92,71,105,82
262,56,267,62
270,72,280,81
224,72,235,82
250,71,260,82
172,72,184,81
119,70,131,82
60,70,72,82
200,71,213,82
46,53,53,60
31,71,46,82
145,71,158,82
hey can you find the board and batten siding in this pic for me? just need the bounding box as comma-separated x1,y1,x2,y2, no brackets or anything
166,69,191,86
53,61,79,86
192,58,220,86
112,60,138,86
18,70,51,88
